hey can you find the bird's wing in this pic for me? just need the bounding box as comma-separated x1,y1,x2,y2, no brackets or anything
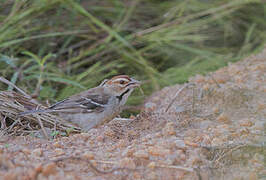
48,89,110,113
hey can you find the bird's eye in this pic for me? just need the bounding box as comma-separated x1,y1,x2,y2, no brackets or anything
120,80,125,84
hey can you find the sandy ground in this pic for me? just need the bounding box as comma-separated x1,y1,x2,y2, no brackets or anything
0,48,265,180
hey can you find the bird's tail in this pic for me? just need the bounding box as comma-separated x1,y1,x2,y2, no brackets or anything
18,109,53,116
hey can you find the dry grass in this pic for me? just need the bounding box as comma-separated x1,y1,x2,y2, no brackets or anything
0,77,80,138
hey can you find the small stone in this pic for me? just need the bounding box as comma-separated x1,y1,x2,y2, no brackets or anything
192,75,206,83
80,133,91,140
239,119,254,127
73,149,82,156
217,113,231,124
231,132,239,138
184,140,199,147
133,172,141,180
28,169,37,180
175,140,186,150
211,138,223,146
155,132,162,138
53,142,62,148
147,172,157,180
116,139,127,149
96,135,104,142
104,127,115,137
240,128,250,135
148,146,170,157
187,155,202,166
147,162,156,169
248,172,258,180
54,148,65,156
180,153,186,161
32,148,43,157
83,151,94,160
144,102,156,111
202,135,212,145
129,115,136,119
28,164,42,180
257,103,265,111
35,164,43,173
122,148,135,157
213,74,229,84
119,158,136,169
42,163,57,176
203,84,210,91
212,107,220,114
252,121,264,131
162,122,176,136
3,172,17,180
128,130,138,136
133,150,149,159
22,148,32,154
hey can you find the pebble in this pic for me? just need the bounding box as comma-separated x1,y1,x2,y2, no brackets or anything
175,140,186,150
53,142,63,148
116,139,127,149
42,163,57,176
144,102,156,111
104,127,115,137
239,119,254,127
203,84,210,91
119,158,136,169
212,107,220,114
133,150,149,159
122,148,135,157
3,172,17,180
184,140,199,147
211,138,223,146
83,151,94,160
162,122,176,136
257,103,265,111
147,172,157,180
80,133,91,140
22,148,31,155
32,148,43,157
54,148,65,156
192,75,206,83
147,162,156,169
148,146,170,157
217,113,231,124
248,172,258,180
133,172,141,180
96,135,104,142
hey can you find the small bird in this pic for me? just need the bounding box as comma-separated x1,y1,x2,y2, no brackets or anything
19,75,141,131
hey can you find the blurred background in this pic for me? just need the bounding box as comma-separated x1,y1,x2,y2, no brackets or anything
0,0,265,114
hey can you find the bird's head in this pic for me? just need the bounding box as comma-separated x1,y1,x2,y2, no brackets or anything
101,75,141,102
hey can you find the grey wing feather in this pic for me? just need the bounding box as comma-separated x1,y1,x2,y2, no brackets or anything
47,93,110,113
19,88,110,116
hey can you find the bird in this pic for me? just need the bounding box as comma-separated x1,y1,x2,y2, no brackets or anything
19,75,141,131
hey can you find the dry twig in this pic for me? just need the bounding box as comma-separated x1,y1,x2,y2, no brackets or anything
49,156,133,174
35,115,49,139
165,83,195,112
0,77,31,99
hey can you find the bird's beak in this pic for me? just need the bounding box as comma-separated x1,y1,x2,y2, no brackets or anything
130,78,141,87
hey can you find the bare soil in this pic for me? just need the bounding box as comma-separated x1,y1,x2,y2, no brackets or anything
0,48,265,180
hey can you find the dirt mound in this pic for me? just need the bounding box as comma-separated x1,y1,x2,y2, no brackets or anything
0,48,265,179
